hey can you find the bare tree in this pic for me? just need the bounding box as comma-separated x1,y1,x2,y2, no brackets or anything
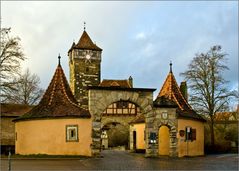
0,28,26,101
5,69,44,105
180,45,234,148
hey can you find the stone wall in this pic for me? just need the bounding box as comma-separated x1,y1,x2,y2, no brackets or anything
152,108,178,157
69,49,101,109
0,117,16,146
129,107,178,157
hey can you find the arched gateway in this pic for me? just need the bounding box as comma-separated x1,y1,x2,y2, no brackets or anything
88,86,155,156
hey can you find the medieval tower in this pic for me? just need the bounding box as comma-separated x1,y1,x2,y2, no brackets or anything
68,28,102,109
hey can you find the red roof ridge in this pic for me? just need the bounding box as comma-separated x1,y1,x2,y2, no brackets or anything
171,73,193,110
172,93,183,110
158,72,172,98
59,66,79,107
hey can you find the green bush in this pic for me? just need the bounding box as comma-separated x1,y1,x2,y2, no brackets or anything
204,123,238,154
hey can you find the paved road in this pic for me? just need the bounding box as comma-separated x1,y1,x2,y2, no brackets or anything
1,150,238,170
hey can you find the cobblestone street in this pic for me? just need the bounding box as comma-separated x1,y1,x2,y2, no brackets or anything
1,150,238,170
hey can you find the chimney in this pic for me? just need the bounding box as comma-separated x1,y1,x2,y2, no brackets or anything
180,81,188,101
128,76,133,88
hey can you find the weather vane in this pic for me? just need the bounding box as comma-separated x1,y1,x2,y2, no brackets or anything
58,54,61,65
84,22,86,31
170,61,172,73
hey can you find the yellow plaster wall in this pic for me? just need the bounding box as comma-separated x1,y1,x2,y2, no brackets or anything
15,118,92,156
132,123,145,149
158,126,170,155
177,119,204,157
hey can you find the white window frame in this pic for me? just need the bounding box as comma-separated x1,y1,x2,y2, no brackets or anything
66,125,79,142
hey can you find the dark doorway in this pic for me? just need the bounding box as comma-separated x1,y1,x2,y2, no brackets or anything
133,131,136,150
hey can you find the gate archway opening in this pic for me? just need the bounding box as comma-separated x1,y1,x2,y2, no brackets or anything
101,122,129,149
101,100,142,150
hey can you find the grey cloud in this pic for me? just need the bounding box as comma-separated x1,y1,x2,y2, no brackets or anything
2,1,238,96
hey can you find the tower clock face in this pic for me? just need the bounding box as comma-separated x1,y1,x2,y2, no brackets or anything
86,54,91,60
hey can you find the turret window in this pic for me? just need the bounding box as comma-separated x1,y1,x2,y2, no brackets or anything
66,125,78,142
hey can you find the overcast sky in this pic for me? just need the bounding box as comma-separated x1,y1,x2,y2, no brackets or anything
2,1,238,99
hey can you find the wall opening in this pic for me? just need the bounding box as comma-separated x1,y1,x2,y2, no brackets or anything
100,100,142,150
133,131,137,150
102,122,129,149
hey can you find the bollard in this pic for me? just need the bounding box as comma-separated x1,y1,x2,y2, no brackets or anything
8,148,11,171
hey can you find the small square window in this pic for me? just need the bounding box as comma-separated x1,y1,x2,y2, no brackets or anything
66,125,78,142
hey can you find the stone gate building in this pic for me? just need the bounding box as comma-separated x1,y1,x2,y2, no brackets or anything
14,28,205,157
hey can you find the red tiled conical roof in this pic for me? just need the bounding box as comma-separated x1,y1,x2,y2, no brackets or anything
155,63,205,121
14,59,90,121
69,31,102,52
157,71,192,111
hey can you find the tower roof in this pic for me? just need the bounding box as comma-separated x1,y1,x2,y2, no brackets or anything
99,79,132,88
156,71,192,111
68,31,102,52
154,63,205,121
14,57,90,122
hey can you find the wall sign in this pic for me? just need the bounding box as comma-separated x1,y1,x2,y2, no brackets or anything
162,112,168,119
179,130,185,137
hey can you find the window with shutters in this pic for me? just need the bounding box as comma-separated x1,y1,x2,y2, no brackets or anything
185,127,196,141
185,126,192,141
191,129,196,141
